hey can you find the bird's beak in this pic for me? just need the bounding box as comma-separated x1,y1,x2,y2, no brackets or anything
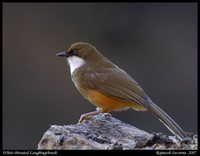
56,51,69,57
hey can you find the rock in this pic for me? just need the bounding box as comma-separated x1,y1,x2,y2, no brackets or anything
38,113,152,149
38,113,197,150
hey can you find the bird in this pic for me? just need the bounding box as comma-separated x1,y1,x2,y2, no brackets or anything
56,42,187,140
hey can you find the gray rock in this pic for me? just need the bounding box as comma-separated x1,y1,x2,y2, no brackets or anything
38,113,152,150
38,113,197,150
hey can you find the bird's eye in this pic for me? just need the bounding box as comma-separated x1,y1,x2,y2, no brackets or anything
72,49,78,55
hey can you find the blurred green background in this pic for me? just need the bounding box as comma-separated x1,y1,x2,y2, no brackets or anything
3,3,197,149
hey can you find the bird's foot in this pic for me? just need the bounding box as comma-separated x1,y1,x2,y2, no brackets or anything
103,112,112,118
78,109,102,124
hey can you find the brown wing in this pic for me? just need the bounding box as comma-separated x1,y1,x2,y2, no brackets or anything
81,67,149,108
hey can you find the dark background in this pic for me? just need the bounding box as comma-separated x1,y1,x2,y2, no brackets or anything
3,3,197,149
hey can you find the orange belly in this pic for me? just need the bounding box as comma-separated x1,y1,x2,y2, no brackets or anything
86,90,147,112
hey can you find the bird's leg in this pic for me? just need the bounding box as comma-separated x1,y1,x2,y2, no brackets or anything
78,108,102,123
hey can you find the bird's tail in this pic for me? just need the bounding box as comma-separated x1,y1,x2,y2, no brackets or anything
148,101,187,140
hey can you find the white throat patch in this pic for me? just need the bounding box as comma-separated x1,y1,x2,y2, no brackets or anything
67,56,85,74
